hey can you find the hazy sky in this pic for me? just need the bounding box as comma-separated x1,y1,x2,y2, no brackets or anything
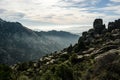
0,0,120,33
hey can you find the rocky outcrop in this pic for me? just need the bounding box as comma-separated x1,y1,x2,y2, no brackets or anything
93,19,106,34
108,19,120,31
75,19,120,53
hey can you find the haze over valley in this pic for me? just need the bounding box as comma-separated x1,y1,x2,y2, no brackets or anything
0,18,79,64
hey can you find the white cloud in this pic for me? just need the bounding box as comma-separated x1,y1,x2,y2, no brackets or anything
0,0,99,24
110,0,120,2
0,0,119,32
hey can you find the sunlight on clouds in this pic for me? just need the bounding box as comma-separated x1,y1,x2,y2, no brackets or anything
31,25,92,33
0,0,102,24
0,0,119,32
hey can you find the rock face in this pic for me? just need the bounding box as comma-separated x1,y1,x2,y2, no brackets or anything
108,19,120,31
93,19,106,33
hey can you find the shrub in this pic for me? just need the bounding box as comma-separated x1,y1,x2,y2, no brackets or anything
55,63,74,80
69,53,78,64
17,75,30,80
0,64,12,80
59,53,69,61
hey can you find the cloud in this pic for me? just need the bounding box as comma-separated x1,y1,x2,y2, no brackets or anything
0,9,25,21
110,0,120,2
0,0,102,23
0,0,119,32
0,9,6,14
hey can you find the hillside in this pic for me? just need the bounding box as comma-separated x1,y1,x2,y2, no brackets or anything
0,18,120,80
0,18,79,65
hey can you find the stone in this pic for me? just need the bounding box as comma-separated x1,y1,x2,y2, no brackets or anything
82,48,95,54
88,29,94,36
108,22,115,31
108,19,120,31
93,19,106,33
95,49,120,62
82,31,88,37
77,55,83,59
94,45,119,55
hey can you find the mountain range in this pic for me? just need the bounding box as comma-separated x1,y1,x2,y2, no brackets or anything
0,18,79,65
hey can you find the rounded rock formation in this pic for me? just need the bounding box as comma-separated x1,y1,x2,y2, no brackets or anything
93,19,106,34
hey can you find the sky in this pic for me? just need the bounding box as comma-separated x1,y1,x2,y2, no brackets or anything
0,0,120,33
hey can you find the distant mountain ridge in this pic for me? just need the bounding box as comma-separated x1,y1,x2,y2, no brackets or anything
37,30,78,37
36,30,79,47
0,18,79,65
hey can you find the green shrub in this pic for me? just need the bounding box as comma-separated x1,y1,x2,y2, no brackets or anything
0,64,12,80
17,75,30,80
69,53,78,64
55,63,74,80
17,62,29,71
59,54,69,61
40,70,61,80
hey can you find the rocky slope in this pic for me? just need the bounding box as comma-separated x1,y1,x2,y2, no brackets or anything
0,19,120,80
0,18,79,65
